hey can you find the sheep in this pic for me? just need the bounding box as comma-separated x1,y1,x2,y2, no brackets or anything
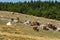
6,21,12,26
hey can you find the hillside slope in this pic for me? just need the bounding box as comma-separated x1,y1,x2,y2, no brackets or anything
0,11,60,40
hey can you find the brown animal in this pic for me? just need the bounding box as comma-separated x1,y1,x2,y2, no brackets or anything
16,17,19,23
33,26,39,31
31,22,37,26
47,24,57,30
11,18,14,22
31,21,40,31
36,21,40,26
43,23,57,30
43,26,49,30
31,21,40,26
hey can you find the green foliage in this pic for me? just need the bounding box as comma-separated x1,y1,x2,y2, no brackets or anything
0,1,60,20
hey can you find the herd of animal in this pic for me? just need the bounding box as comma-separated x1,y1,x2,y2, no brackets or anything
0,12,60,32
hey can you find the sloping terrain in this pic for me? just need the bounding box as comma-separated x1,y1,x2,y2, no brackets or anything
0,11,60,40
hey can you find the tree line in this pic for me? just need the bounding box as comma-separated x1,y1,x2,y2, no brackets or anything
0,0,60,20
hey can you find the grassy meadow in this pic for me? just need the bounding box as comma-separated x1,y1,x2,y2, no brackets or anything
0,11,60,40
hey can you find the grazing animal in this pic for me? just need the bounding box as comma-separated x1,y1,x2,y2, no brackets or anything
43,23,57,31
11,18,14,22
31,22,37,26
23,20,31,25
56,27,60,32
30,21,40,31
43,26,49,30
16,17,19,23
47,24,57,30
33,26,39,31
13,19,18,23
6,21,12,26
11,17,20,23
36,21,40,26
31,21,40,26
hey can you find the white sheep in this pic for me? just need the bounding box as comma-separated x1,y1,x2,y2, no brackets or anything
23,20,31,25
56,27,60,32
13,19,18,23
6,21,12,26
